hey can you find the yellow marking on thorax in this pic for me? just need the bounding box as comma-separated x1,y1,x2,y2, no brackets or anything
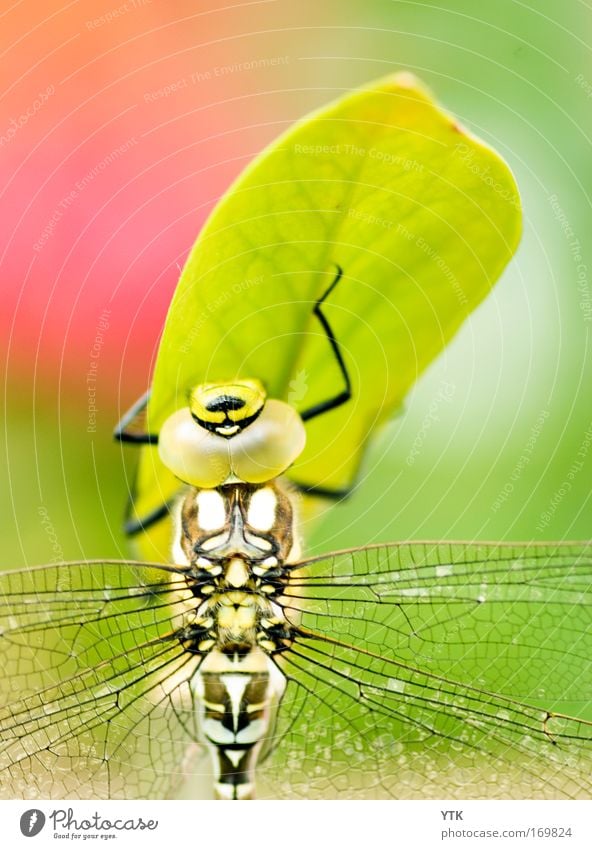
225,558,249,588
218,604,257,631
196,490,226,530
247,488,277,531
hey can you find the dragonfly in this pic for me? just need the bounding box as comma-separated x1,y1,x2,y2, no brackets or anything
1,75,591,800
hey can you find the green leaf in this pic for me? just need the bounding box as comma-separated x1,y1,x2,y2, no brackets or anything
132,73,521,553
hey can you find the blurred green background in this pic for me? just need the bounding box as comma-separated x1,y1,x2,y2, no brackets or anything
2,0,591,568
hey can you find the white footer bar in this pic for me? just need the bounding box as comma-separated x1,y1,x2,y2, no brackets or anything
1,799,590,849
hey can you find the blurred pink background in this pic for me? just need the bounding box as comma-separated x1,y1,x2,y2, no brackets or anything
1,0,341,412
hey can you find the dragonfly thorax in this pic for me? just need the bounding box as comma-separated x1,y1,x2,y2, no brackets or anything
175,482,297,571
174,481,297,654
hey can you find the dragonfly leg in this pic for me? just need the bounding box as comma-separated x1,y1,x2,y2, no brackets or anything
299,265,352,422
289,480,354,501
123,500,172,535
114,389,159,444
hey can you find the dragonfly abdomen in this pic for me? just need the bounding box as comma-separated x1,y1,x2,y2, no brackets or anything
193,648,286,800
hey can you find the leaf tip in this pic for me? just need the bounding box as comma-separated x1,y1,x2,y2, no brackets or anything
389,71,422,90
378,71,432,100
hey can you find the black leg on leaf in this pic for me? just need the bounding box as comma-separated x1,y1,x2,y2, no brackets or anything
114,390,159,445
298,265,352,423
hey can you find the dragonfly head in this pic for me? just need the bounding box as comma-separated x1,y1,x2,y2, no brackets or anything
189,379,266,437
158,381,306,489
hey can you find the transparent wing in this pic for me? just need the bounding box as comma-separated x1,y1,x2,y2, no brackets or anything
2,545,591,800
262,541,592,799
0,561,205,800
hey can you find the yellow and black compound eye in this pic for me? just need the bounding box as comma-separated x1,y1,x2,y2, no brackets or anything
189,379,266,437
